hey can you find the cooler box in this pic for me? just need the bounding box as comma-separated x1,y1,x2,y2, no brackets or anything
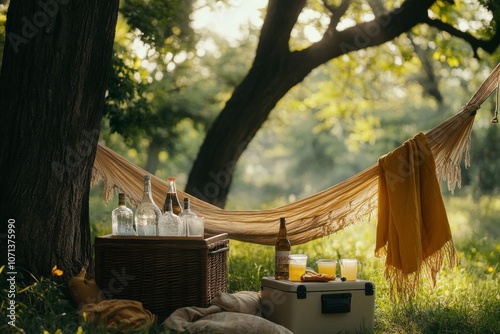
261,277,375,334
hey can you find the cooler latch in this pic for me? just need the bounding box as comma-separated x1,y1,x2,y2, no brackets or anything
321,293,352,313
365,282,375,296
296,285,307,299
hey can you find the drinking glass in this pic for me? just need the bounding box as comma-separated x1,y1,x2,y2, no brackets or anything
316,259,337,276
339,259,363,281
289,254,308,282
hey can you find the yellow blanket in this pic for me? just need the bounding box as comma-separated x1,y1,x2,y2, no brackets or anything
376,132,457,299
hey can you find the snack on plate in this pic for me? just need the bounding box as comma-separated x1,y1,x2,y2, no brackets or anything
301,269,336,282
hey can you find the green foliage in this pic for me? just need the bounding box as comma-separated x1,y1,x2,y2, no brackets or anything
120,0,195,52
480,0,500,34
105,50,152,144
102,1,190,145
470,124,500,196
89,183,113,241
0,268,80,333
102,0,202,160
101,14,257,177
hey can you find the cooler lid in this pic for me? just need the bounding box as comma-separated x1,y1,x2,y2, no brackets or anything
261,276,375,293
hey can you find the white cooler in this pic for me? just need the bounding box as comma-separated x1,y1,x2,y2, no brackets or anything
261,277,375,334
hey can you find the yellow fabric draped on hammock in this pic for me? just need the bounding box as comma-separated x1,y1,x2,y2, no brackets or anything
376,132,458,298
91,63,500,297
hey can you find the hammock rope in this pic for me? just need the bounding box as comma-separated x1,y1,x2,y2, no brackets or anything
92,63,500,246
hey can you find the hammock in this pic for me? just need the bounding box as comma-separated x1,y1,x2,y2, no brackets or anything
92,63,500,246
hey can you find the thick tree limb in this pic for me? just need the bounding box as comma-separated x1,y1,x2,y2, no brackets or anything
303,0,435,69
185,0,500,207
255,0,306,58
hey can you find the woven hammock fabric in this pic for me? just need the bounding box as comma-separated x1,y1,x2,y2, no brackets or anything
92,64,500,246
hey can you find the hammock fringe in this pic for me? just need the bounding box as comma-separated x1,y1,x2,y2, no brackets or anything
92,63,500,246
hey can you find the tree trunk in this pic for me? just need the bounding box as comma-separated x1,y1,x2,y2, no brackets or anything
0,0,119,279
144,135,164,174
185,0,436,207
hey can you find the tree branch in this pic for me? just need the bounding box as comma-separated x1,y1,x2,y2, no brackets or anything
366,0,387,16
303,0,435,67
409,33,443,104
322,0,351,34
423,16,500,57
255,0,307,59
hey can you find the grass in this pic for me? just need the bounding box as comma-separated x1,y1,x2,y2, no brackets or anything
227,214,500,334
1,195,499,333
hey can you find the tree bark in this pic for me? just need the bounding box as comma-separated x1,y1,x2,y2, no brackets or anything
0,0,119,279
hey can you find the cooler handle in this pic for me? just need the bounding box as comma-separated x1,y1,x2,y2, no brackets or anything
321,293,352,313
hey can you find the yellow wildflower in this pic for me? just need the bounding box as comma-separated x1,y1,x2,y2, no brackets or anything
52,265,63,276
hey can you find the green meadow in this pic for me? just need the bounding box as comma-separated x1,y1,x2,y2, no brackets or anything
1,194,499,333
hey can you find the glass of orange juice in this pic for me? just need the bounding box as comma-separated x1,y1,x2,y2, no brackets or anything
289,254,307,282
316,259,337,276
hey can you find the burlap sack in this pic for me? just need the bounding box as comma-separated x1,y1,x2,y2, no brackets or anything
82,299,156,333
68,268,155,332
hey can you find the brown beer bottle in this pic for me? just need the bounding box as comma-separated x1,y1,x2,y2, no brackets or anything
275,217,291,280
163,177,182,215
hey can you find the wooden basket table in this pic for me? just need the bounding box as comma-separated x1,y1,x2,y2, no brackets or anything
94,233,229,321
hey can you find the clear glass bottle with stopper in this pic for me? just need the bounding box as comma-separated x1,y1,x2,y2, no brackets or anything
163,177,182,215
179,197,204,237
275,217,291,280
111,192,135,235
159,198,185,236
135,175,161,236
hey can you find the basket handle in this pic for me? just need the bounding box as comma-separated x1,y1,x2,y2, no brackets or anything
209,246,229,255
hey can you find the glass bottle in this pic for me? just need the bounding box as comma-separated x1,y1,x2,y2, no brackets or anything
111,192,135,235
179,198,204,237
163,177,182,215
135,175,161,236
158,198,185,236
275,217,291,280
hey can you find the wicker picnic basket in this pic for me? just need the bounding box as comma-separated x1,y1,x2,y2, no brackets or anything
94,233,229,322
